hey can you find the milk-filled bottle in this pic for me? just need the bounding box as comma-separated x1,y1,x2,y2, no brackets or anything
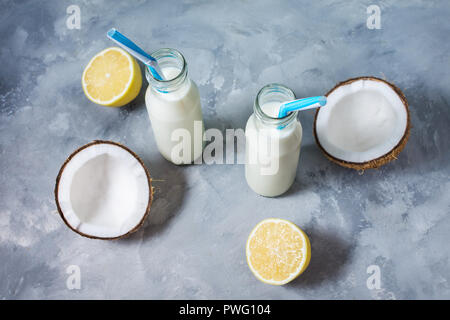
145,48,204,164
245,84,303,197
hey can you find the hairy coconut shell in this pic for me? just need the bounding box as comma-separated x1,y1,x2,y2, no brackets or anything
54,140,153,240
313,76,410,170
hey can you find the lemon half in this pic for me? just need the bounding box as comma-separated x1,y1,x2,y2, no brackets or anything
82,47,142,107
246,218,311,285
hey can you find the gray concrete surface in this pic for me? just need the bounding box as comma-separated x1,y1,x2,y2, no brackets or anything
0,0,449,299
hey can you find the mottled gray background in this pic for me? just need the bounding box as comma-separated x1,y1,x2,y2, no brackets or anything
0,0,449,300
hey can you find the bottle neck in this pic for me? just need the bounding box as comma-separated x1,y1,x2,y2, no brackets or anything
254,83,297,129
145,48,188,93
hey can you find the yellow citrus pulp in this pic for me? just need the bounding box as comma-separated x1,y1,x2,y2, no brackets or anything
82,47,142,107
246,218,311,285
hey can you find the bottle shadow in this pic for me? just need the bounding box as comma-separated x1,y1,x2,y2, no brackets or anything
286,227,352,289
120,155,187,244
283,132,430,199
277,143,330,197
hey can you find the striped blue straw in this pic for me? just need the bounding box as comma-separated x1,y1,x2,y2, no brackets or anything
277,96,327,118
106,28,165,80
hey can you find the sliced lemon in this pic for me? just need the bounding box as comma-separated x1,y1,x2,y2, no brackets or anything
246,218,311,285
82,47,142,107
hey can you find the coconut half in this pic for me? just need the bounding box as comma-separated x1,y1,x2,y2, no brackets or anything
314,77,410,170
55,141,152,239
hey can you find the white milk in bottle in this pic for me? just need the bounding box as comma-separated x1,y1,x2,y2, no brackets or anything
245,84,302,197
145,48,204,164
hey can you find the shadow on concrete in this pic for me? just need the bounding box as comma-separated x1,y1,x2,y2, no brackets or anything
287,227,352,289
120,155,187,244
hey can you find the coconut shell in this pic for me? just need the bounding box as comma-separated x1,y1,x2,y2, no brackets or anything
313,76,410,170
54,140,153,240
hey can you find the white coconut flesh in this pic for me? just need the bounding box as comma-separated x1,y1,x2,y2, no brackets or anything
315,79,408,163
56,142,150,239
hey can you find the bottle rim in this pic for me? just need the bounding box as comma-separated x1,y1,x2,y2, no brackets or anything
145,48,187,92
254,83,297,127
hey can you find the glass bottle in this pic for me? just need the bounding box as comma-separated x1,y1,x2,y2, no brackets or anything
245,83,302,197
145,48,204,164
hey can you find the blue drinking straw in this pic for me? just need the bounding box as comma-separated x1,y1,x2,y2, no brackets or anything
277,96,327,118
106,28,165,80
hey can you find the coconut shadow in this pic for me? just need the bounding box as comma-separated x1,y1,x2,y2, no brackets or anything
120,156,187,243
